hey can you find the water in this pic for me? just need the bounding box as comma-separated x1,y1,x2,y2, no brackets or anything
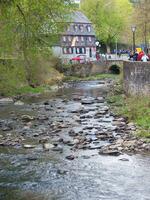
0,80,150,200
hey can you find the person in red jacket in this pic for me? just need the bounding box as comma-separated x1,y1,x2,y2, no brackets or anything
137,51,144,61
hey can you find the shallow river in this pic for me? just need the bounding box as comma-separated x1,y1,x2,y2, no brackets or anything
0,81,150,200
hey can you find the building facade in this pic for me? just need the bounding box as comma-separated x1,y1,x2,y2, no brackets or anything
52,11,96,63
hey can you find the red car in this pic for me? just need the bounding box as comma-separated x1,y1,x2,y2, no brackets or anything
71,55,87,64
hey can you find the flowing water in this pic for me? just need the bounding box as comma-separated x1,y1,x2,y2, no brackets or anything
0,80,150,200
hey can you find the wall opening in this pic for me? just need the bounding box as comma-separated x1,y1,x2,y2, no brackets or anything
109,64,120,74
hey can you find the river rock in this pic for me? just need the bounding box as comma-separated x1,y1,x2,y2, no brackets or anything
66,155,75,160
81,98,95,104
0,98,13,104
14,101,24,106
43,143,54,150
23,144,36,148
21,115,35,122
119,158,129,161
99,149,121,156
96,97,105,103
52,144,63,152
68,129,78,136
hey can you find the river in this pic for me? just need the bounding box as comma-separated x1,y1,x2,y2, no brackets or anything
0,80,150,200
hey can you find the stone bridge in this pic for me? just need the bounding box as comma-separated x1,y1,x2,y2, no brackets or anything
65,60,123,77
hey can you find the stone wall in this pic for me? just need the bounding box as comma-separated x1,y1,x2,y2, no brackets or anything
64,60,123,77
123,61,150,96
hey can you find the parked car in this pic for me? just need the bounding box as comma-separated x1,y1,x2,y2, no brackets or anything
71,55,87,64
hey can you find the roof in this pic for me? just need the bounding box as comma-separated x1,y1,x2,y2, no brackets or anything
69,11,92,24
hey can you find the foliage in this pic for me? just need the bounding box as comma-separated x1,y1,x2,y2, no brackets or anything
0,59,27,96
0,0,74,86
131,0,150,49
80,0,133,52
0,55,63,96
107,89,150,138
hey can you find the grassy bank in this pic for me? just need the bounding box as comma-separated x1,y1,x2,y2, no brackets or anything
107,81,150,139
63,73,118,81
0,55,63,97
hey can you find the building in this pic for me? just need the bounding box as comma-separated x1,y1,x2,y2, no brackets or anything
52,11,96,63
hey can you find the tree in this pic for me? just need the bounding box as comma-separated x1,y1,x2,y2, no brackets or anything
80,0,133,53
0,0,74,86
132,0,150,52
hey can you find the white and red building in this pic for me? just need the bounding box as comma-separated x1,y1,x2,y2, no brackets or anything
52,11,96,63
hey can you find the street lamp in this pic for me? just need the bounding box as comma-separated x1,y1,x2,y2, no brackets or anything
131,25,136,53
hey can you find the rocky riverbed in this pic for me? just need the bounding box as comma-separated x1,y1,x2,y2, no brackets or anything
0,80,150,200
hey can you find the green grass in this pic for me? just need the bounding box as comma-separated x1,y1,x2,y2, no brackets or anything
15,85,45,95
63,73,118,81
107,91,150,138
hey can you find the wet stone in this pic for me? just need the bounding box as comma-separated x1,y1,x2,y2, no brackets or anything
21,115,35,122
68,129,78,137
14,100,24,106
66,155,75,160
99,149,121,156
81,98,95,104
23,144,36,149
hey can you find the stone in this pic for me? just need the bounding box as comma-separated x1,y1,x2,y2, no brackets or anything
81,98,95,104
119,158,129,161
52,145,63,152
21,115,35,122
14,101,24,106
68,129,78,136
0,98,13,104
43,143,54,150
23,144,36,148
66,155,75,160
99,148,121,156
57,169,68,175
96,97,105,103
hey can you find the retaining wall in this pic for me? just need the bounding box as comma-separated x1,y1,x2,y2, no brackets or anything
64,60,123,77
123,61,150,96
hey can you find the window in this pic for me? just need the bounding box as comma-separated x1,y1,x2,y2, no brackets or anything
63,47,73,54
63,36,66,42
81,36,84,42
76,47,80,54
68,36,72,42
74,25,78,32
79,25,84,32
89,36,92,42
63,47,67,54
76,36,79,42
87,25,91,32
76,47,86,54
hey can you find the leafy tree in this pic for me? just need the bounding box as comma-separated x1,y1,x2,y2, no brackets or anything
80,0,132,53
132,0,150,52
0,0,74,86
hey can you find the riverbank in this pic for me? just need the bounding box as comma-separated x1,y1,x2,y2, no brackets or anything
106,79,150,140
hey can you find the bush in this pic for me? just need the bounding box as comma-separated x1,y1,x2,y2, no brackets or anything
0,59,27,96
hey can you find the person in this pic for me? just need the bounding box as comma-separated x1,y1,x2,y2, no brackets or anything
137,50,144,61
133,50,138,61
141,53,149,62
129,51,134,61
96,52,100,61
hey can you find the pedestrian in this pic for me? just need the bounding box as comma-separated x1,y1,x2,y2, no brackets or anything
141,53,149,62
129,51,134,61
133,50,138,61
137,50,144,61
